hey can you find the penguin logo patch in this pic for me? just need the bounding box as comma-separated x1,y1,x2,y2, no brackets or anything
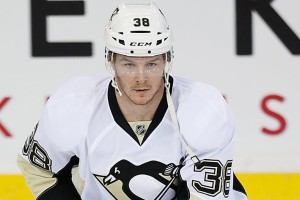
94,160,181,200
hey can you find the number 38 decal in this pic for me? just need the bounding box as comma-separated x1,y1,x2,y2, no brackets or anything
133,18,150,27
192,159,232,198
22,123,52,171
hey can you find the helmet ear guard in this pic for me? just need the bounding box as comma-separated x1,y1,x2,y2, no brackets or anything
105,48,113,62
166,49,174,62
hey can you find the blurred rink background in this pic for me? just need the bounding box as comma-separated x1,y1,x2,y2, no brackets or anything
1,0,300,199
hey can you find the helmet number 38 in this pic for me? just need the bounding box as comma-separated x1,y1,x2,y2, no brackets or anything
133,18,150,27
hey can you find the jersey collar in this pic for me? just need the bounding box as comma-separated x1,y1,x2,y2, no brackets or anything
108,76,174,145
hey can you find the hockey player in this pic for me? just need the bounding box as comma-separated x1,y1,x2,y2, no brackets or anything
17,2,247,199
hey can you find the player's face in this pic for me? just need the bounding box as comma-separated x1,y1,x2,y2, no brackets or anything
113,54,165,105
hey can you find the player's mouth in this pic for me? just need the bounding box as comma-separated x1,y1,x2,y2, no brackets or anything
135,88,148,91
133,88,150,93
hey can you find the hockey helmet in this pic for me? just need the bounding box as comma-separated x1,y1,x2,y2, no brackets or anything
104,2,173,60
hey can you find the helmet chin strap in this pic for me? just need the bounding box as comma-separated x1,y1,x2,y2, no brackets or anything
164,60,171,90
165,77,200,165
105,51,123,96
111,77,123,96
164,60,200,165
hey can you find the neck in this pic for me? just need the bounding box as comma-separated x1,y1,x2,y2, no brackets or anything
115,82,164,122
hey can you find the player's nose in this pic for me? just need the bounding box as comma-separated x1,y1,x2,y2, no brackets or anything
134,67,148,82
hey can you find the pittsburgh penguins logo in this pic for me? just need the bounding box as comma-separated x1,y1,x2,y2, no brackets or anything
94,160,181,200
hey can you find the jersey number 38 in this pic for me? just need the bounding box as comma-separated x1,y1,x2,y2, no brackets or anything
192,159,232,198
22,123,52,171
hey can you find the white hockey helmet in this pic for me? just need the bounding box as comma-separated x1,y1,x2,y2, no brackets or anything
104,2,173,60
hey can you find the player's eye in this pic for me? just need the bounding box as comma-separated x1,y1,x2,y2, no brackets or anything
123,63,135,68
146,63,157,68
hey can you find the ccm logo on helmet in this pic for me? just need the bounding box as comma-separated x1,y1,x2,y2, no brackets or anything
130,42,152,46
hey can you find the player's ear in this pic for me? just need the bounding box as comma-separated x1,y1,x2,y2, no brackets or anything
112,65,116,72
111,60,116,71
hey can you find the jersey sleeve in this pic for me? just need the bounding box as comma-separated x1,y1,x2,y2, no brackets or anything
176,82,247,199
17,77,96,199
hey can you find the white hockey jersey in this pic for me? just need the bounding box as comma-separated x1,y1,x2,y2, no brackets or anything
18,75,247,200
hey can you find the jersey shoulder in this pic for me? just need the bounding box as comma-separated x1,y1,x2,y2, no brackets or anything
173,76,235,154
36,76,110,152
48,75,110,105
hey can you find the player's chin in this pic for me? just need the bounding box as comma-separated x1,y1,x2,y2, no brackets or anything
130,96,152,105
131,98,149,105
